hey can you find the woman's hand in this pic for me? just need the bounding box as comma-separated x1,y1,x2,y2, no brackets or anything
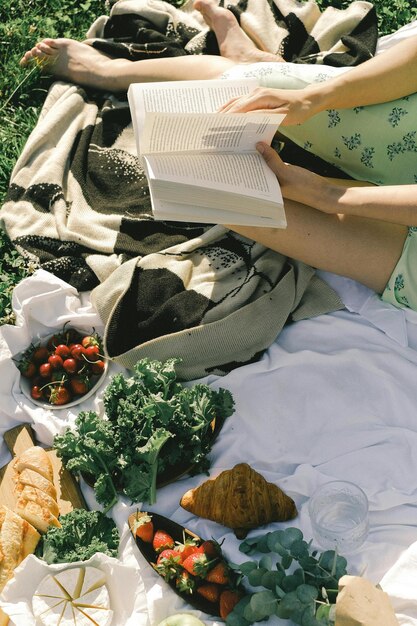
219,86,322,126
256,142,333,211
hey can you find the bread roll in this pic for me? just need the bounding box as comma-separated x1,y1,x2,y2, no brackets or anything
13,446,54,482
180,463,297,538
15,482,59,518
15,497,61,534
15,467,57,500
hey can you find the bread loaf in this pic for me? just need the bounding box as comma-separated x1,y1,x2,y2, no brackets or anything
15,483,59,518
13,446,54,482
15,497,61,534
16,467,57,501
180,463,297,538
0,445,59,625
0,505,40,593
13,445,60,533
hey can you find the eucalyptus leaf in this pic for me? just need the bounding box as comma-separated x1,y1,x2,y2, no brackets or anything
232,595,252,616
281,574,300,592
250,590,278,618
301,605,320,626
291,539,310,558
272,541,290,557
248,566,268,587
281,527,303,548
261,570,283,590
280,590,301,612
239,535,266,555
225,612,251,626
318,551,338,572
276,602,293,619
238,561,258,575
259,554,273,570
257,533,273,553
243,604,261,623
296,584,319,603
281,553,293,569
267,530,285,551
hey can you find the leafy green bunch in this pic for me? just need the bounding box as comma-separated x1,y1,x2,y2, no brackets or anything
54,357,234,510
36,508,120,564
227,527,348,626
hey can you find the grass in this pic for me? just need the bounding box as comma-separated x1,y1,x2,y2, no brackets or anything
0,0,416,325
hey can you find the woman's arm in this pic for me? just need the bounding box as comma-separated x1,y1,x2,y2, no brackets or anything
257,143,417,226
220,36,417,125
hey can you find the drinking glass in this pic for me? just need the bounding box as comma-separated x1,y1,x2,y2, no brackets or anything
308,480,369,555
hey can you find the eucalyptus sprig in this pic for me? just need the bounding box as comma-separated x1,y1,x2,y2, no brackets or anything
226,527,348,626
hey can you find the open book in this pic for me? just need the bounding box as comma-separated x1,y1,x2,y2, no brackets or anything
128,78,287,228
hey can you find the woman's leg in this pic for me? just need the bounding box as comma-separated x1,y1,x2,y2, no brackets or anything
194,0,284,62
227,201,408,294
19,38,235,91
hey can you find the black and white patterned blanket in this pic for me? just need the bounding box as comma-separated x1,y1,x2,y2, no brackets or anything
1,0,378,378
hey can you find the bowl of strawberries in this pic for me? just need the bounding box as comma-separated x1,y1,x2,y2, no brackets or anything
128,510,245,620
17,323,108,409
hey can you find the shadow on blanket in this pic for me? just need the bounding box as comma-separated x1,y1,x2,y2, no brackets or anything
0,0,378,379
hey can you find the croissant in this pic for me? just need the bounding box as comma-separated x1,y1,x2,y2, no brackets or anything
180,463,297,538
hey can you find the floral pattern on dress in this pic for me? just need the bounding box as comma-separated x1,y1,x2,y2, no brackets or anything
334,147,342,159
388,107,408,127
387,141,405,161
342,133,361,150
360,147,375,168
394,274,405,291
353,106,364,114
327,109,341,128
387,131,417,161
303,141,313,150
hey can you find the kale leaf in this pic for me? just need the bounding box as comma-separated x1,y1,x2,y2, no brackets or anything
54,358,235,509
36,509,120,564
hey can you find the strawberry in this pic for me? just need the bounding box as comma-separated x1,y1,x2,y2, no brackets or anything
198,539,222,559
197,583,221,604
175,538,199,563
206,561,229,585
182,552,212,578
156,548,179,565
154,549,181,582
175,570,196,595
219,590,244,619
152,529,174,553
132,514,154,543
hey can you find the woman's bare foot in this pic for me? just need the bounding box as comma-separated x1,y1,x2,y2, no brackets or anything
19,38,128,91
194,0,283,63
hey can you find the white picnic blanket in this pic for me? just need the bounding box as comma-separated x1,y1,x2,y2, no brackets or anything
2,265,417,625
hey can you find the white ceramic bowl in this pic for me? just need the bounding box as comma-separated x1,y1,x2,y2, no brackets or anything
17,327,108,410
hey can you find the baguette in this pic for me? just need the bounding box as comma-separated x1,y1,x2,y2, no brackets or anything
13,446,54,482
15,497,61,534
16,467,58,501
15,482,59,518
0,505,40,592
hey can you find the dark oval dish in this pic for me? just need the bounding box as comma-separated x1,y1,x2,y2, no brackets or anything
128,511,226,617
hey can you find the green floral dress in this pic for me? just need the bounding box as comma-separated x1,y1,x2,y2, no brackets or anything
222,62,417,310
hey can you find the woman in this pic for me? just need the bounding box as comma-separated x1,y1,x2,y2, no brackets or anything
19,0,417,310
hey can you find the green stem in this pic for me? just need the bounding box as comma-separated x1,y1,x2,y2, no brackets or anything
89,448,119,512
0,65,40,113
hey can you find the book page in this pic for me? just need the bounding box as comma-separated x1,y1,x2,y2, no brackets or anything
129,78,260,115
140,112,284,155
152,198,287,228
144,152,282,201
